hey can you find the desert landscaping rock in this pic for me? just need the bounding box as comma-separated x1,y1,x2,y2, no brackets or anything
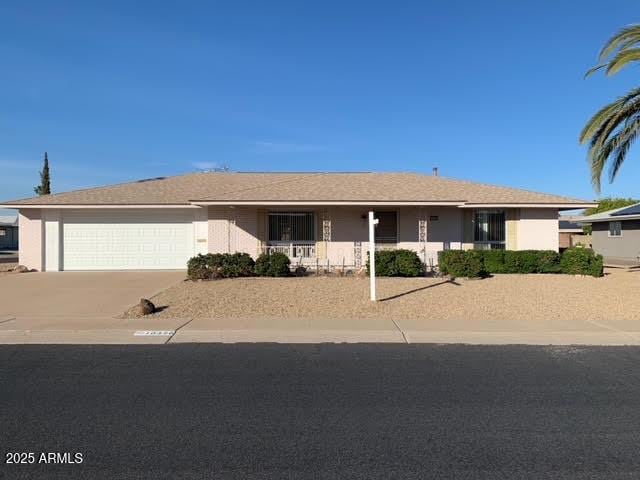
126,298,157,317
0,263,18,275
127,268,640,321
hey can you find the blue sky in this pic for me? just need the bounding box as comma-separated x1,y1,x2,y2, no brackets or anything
1,0,638,215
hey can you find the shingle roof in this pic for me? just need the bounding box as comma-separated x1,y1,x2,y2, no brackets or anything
0,215,18,226
559,220,583,231
579,202,640,223
0,172,594,207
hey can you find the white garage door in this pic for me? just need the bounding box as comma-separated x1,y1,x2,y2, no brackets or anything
62,210,194,270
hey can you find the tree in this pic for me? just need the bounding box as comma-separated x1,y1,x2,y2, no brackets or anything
582,197,638,234
580,24,640,192
34,152,51,196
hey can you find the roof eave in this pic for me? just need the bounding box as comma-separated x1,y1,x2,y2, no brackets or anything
578,214,640,223
458,202,597,209
189,200,466,206
0,203,200,209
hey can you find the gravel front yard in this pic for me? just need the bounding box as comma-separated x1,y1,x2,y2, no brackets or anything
0,263,17,275
134,268,640,321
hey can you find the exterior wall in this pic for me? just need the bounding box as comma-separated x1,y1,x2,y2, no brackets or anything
207,206,259,257
516,208,559,251
0,226,18,249
205,206,465,267
43,209,62,271
592,220,640,263
423,206,463,265
204,205,562,266
559,232,571,250
506,208,519,249
325,207,367,267
18,209,43,271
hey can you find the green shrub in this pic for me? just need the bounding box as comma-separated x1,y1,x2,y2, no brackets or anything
477,250,506,273
366,249,423,277
187,254,212,280
536,250,562,273
560,247,603,277
503,250,559,274
187,253,256,280
255,252,291,277
438,250,485,278
439,249,562,277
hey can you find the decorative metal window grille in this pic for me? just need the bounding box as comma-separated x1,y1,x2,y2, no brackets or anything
418,219,427,243
609,221,622,237
268,212,315,242
354,241,362,267
322,219,331,242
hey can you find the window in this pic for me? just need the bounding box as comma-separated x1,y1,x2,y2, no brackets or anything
609,221,622,237
268,212,315,242
474,210,505,250
375,211,397,244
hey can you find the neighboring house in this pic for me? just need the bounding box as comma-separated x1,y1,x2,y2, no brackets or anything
558,215,590,251
579,202,640,266
0,172,595,272
0,214,18,250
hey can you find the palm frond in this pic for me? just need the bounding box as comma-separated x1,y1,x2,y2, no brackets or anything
589,114,640,190
609,121,640,182
606,47,640,75
599,24,640,61
580,87,640,144
584,63,607,78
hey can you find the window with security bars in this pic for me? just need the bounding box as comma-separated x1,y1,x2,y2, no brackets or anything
375,211,397,244
609,221,622,237
474,210,505,250
268,212,315,242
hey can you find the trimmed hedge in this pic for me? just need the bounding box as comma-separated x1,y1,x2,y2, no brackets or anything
438,248,602,278
254,252,291,277
437,250,485,278
560,247,604,277
187,253,256,280
366,249,423,277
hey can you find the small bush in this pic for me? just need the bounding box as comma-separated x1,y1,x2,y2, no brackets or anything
536,250,562,274
366,249,423,277
187,254,212,280
560,247,603,277
438,250,485,278
255,252,291,277
478,250,506,273
187,253,255,280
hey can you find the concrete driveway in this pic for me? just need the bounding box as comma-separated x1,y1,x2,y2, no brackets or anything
0,271,185,320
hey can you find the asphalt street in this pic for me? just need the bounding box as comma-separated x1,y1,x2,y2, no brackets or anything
1,344,640,479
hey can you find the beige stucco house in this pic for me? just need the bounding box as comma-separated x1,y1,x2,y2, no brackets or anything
0,172,595,272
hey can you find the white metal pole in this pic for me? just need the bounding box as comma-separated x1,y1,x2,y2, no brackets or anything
368,211,378,301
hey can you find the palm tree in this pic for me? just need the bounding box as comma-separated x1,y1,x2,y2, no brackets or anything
581,24,640,192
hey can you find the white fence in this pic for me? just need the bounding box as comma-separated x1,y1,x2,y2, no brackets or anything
261,242,316,260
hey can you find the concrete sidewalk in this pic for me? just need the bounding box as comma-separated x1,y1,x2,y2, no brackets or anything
2,314,640,345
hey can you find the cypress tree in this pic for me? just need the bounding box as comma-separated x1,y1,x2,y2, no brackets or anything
34,152,51,195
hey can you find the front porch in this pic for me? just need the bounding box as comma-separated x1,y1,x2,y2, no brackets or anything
207,205,532,270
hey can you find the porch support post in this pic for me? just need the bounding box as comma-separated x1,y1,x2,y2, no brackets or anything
368,211,379,301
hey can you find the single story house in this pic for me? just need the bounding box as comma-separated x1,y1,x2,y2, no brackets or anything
558,215,590,251
0,214,18,250
0,172,595,272
579,202,640,266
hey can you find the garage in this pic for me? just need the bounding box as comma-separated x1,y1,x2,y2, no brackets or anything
60,210,195,271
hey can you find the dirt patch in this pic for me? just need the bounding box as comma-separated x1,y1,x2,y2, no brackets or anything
125,268,640,321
